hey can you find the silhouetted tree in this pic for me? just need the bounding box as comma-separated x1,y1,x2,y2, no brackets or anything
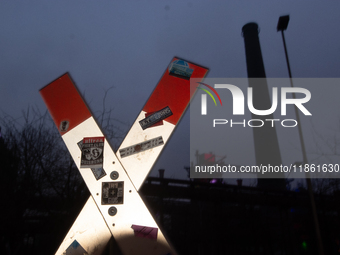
0,90,128,255
0,107,90,254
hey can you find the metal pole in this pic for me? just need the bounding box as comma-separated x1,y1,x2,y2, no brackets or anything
281,30,308,165
280,28,324,255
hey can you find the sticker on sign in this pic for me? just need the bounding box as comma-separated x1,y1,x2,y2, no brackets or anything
80,137,104,168
78,140,106,180
168,59,194,79
139,106,173,130
102,182,124,205
119,136,164,158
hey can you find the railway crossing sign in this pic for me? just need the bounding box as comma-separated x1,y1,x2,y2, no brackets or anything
40,57,208,255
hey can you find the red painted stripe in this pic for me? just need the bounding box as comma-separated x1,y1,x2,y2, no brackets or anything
143,57,209,126
39,73,92,135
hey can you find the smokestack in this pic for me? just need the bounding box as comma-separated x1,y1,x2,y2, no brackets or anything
242,22,286,190
242,23,266,78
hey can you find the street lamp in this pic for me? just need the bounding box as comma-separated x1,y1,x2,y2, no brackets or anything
277,15,290,31
277,15,293,79
277,15,309,166
277,15,324,255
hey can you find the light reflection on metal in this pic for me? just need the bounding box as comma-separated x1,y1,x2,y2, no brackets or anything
40,57,209,255
54,197,111,255
62,116,173,254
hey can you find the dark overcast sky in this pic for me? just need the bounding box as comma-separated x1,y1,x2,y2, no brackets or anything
1,1,340,180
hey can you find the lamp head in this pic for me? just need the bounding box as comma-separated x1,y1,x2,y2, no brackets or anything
277,15,290,31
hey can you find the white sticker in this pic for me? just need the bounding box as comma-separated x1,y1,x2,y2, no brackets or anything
119,136,164,158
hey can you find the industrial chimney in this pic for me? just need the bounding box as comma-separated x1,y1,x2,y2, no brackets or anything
242,22,286,190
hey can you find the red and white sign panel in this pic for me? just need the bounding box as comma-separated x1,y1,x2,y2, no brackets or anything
40,57,208,255
118,57,209,190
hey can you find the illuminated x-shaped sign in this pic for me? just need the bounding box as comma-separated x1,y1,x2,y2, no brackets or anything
40,57,208,255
